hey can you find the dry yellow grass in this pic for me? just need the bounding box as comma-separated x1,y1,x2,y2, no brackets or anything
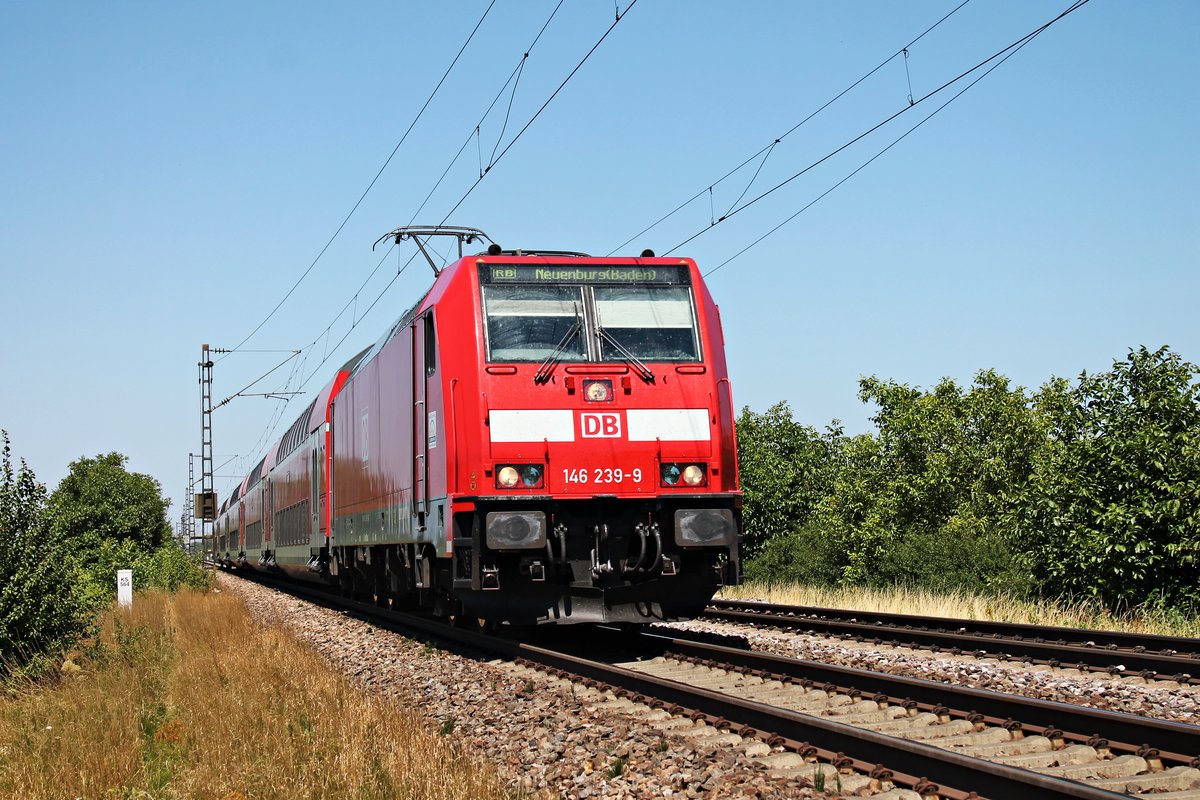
0,589,522,800
719,581,1200,638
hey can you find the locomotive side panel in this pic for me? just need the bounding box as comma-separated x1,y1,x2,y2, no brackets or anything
415,310,451,554
374,325,416,546
427,273,487,562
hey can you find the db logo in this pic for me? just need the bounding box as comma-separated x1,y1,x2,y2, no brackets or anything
581,412,622,438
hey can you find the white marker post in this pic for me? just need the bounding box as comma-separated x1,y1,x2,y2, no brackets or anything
117,569,133,609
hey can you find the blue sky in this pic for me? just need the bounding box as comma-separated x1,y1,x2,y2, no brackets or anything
1,1,1196,530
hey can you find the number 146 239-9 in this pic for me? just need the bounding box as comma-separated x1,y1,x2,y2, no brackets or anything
563,467,642,485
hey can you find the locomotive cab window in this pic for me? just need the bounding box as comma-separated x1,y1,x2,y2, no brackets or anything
480,265,700,363
594,286,698,361
482,285,587,362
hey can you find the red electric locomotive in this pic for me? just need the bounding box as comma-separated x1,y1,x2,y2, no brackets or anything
216,227,741,625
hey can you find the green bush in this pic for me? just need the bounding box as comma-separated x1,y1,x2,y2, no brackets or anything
1,435,211,675
739,373,1047,597
812,370,1047,586
743,516,1033,597
743,523,843,587
1013,346,1200,612
134,545,212,592
0,432,98,675
869,518,1032,596
736,402,844,558
738,350,1200,613
78,538,211,609
45,452,172,556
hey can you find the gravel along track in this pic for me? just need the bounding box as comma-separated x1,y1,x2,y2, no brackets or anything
660,618,1200,725
217,574,917,799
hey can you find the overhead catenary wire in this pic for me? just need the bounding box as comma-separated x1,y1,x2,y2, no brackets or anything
213,0,640,491
190,454,240,492
272,0,638,397
704,4,1078,278
214,351,301,410
436,0,640,225
250,0,574,403
217,0,499,363
215,352,306,500
605,0,972,256
221,0,569,430
298,229,459,387
664,0,1091,256
410,0,568,222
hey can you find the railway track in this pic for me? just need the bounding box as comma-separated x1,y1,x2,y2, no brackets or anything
705,600,1200,683
228,570,1200,799
597,628,1200,799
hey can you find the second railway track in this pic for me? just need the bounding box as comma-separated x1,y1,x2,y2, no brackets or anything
704,600,1200,683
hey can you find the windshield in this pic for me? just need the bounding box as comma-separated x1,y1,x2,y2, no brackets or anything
595,286,699,360
482,285,586,362
481,267,701,363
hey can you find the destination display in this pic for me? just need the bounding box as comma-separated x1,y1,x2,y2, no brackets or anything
480,264,690,285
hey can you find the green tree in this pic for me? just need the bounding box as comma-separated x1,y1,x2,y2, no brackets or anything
735,402,844,557
813,370,1046,592
0,431,95,671
44,452,207,597
46,452,172,557
1016,346,1200,611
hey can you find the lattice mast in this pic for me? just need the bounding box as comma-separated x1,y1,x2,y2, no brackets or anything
197,345,216,556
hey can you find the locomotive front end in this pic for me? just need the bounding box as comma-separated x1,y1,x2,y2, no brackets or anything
453,256,741,624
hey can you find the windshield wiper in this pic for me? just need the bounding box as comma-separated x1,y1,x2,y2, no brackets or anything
533,304,582,384
596,326,655,383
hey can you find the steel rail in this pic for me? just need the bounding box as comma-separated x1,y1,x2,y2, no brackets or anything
224,570,1144,799
634,628,1199,767
705,601,1200,681
709,600,1200,654
513,640,1131,800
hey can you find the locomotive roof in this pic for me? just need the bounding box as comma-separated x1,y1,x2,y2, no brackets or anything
352,286,434,378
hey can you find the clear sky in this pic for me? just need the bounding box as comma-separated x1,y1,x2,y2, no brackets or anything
2,1,1197,531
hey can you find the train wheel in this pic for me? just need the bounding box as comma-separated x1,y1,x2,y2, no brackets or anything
373,573,390,608
447,610,492,633
433,590,461,620
430,559,458,619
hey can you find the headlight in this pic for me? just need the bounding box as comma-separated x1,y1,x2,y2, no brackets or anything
661,463,706,487
496,464,544,489
584,379,613,402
